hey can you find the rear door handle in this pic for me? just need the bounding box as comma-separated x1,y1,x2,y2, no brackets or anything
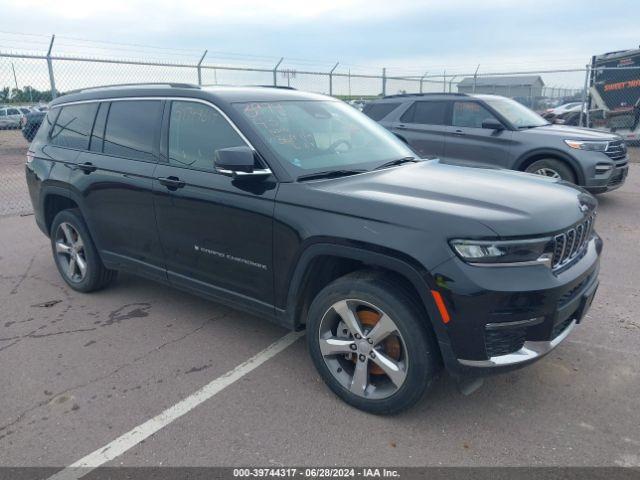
396,124,407,130
157,176,185,190
453,129,465,135
76,162,97,173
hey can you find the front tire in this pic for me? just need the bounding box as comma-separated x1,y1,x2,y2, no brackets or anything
525,158,577,184
306,271,440,414
50,209,117,292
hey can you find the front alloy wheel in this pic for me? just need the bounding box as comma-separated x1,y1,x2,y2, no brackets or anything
307,271,440,414
319,299,408,399
532,167,561,179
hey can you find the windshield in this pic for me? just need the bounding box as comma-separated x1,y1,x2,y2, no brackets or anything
234,100,414,176
482,97,549,128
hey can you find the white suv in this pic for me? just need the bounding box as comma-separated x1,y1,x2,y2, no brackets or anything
0,106,23,129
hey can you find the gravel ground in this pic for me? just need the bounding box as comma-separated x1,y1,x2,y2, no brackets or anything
0,129,639,469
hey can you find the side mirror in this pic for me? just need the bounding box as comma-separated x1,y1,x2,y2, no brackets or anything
481,118,505,131
214,146,271,179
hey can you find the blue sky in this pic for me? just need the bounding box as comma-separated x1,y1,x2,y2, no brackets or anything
1,0,638,82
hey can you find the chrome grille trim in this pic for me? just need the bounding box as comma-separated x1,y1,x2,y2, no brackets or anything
550,214,595,270
605,140,627,161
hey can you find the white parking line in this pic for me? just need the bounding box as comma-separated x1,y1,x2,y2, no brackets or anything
47,331,304,480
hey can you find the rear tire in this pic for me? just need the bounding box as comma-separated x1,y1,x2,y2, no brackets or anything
525,158,577,184
306,271,441,414
50,209,117,293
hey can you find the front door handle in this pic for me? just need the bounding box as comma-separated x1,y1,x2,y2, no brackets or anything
453,129,465,135
77,162,97,174
396,124,407,130
157,176,185,190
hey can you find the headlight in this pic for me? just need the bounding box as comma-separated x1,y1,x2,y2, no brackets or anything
564,139,609,152
450,238,553,267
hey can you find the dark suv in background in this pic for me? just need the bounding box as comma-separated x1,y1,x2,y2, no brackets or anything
364,93,628,193
27,84,601,414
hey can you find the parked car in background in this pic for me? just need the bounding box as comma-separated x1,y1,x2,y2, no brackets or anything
544,102,583,117
26,84,602,414
364,93,628,193
348,99,367,111
21,110,46,142
552,104,586,126
542,103,586,126
0,106,23,129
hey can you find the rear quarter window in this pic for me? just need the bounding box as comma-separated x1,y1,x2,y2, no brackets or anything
50,103,99,150
400,101,449,125
32,110,57,145
362,102,402,121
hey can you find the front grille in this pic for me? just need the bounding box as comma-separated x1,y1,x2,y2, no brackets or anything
551,317,573,339
485,327,526,357
604,140,627,161
550,214,595,270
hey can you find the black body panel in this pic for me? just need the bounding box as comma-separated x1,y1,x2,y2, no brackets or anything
26,85,603,378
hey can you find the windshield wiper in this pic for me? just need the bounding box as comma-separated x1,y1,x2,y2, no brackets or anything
518,124,548,129
374,156,418,170
296,169,366,182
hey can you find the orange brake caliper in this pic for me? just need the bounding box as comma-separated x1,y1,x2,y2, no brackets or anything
356,309,401,375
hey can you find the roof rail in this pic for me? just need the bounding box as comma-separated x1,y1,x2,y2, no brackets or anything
66,83,201,95
252,85,297,90
382,92,468,99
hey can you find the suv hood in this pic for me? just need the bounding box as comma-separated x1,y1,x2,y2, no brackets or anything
525,124,620,140
301,161,595,238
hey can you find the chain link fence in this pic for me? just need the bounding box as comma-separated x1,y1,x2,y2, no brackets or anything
2,41,640,216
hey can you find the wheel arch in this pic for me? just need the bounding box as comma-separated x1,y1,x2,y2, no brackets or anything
40,186,85,236
282,242,449,346
515,149,584,185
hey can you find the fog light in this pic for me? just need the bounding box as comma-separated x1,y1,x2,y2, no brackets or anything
595,164,613,173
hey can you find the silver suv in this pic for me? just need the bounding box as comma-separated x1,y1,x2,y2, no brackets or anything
364,93,628,193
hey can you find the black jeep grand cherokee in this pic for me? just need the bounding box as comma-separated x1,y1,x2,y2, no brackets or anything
26,84,601,414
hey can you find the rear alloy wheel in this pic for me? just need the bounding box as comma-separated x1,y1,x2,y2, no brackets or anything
50,209,117,292
525,158,576,184
307,271,440,414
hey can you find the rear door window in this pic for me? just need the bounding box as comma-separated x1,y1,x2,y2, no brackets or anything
363,102,401,121
400,101,448,125
50,103,99,150
7,108,20,116
103,100,162,162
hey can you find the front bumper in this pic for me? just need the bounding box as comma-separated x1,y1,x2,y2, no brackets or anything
586,164,628,193
458,275,598,368
431,235,601,377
